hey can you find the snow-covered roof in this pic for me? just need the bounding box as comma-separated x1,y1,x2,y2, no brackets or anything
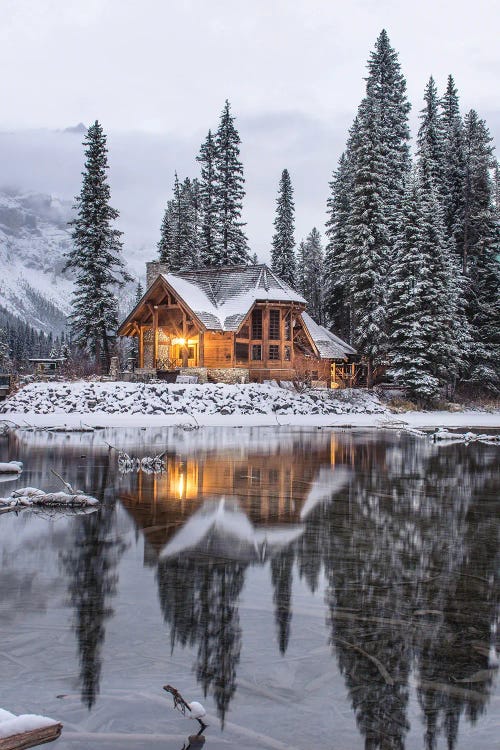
159,497,304,562
162,264,306,331
300,312,357,359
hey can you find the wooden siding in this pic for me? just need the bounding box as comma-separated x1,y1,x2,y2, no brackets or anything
203,332,234,368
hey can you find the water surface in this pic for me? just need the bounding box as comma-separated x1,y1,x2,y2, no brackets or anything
0,426,498,749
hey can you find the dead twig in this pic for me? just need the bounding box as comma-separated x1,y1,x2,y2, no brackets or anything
50,468,76,495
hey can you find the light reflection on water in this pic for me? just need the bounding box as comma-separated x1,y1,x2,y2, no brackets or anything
0,426,498,750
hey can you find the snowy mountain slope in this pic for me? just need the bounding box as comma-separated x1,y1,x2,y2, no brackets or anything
0,188,137,334
0,189,73,333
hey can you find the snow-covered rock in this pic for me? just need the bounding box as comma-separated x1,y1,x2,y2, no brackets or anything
0,381,387,418
0,460,22,474
0,486,99,508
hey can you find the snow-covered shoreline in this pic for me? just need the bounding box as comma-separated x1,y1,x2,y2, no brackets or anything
0,381,498,430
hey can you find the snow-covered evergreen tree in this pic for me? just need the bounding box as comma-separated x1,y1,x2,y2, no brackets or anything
462,110,500,391
297,228,324,324
417,76,446,194
197,130,219,266
213,100,249,265
271,169,296,287
324,30,411,375
64,121,130,372
440,75,466,259
387,178,440,402
324,149,355,343
346,95,389,384
0,327,12,371
365,28,411,236
157,173,199,271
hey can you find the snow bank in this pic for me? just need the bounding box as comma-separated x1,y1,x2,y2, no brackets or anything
0,381,386,418
0,709,61,739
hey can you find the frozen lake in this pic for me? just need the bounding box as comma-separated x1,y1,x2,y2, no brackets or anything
0,426,498,749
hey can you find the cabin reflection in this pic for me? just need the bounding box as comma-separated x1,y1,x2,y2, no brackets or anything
118,433,353,563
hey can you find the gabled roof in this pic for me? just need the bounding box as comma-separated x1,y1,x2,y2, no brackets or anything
161,264,306,331
300,312,356,359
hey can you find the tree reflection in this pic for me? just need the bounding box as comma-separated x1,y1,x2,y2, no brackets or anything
308,437,499,750
61,462,126,709
135,432,499,743
271,546,295,655
158,555,245,727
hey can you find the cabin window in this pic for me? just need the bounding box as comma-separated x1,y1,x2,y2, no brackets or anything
252,309,263,339
284,345,291,361
239,324,249,339
235,342,249,362
284,312,292,340
269,345,280,360
251,344,262,361
269,309,280,339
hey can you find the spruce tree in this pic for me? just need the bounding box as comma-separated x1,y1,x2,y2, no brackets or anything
324,149,355,342
271,169,296,286
157,173,199,271
365,28,411,231
0,327,11,371
440,75,466,258
462,111,500,391
387,173,463,402
213,100,249,265
64,121,130,372
417,77,446,193
346,95,389,384
297,228,325,324
197,130,219,265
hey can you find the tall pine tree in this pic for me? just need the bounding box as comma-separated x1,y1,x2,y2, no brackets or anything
297,228,325,324
462,110,500,391
271,169,296,287
197,130,219,265
324,147,355,343
440,75,466,259
64,121,130,371
213,100,249,265
346,95,389,384
417,76,446,194
157,173,199,271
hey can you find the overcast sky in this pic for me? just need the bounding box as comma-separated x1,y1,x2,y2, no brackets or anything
1,0,499,270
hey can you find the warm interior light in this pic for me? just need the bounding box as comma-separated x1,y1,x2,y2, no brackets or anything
172,337,186,346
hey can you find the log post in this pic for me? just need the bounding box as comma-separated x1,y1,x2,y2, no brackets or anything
199,331,204,367
182,313,188,367
139,326,144,368
152,306,158,368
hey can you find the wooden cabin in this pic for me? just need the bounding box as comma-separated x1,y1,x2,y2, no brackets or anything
117,262,357,386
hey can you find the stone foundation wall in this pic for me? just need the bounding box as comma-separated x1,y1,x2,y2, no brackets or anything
207,368,250,384
179,367,209,383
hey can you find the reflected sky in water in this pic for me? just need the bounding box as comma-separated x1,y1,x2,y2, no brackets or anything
0,426,498,750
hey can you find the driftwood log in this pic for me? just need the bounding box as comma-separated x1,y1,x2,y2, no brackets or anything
0,723,62,750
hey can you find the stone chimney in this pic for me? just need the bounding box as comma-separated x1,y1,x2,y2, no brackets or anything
146,261,169,289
